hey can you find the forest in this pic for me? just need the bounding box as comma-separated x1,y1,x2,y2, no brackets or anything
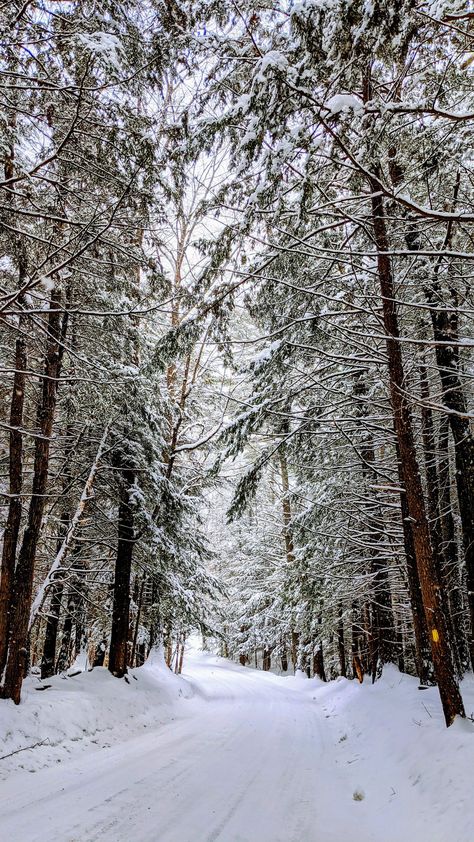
1,5,474,836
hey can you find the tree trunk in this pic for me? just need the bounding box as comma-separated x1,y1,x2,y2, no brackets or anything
428,312,474,662
55,551,86,674
177,635,185,674
40,507,70,679
420,363,463,675
2,289,64,703
337,606,346,677
352,602,365,683
278,447,301,674
165,626,173,668
396,451,434,683
352,370,397,673
312,644,326,681
0,333,26,677
353,655,364,684
0,78,26,677
369,174,464,724
129,576,145,668
41,580,64,679
438,416,470,671
93,639,106,667
422,175,474,662
108,466,135,678
56,607,73,674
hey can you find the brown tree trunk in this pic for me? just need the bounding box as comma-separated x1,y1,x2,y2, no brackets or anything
370,556,395,673
419,363,463,675
421,175,474,662
427,306,474,662
56,603,74,674
337,606,347,677
93,638,106,667
165,626,173,668
353,655,364,684
0,77,27,680
352,371,397,673
438,416,470,671
352,602,365,683
41,580,64,679
2,289,64,703
108,466,136,678
312,644,326,681
129,576,145,668
177,635,185,674
40,507,71,679
369,174,464,724
148,579,159,652
278,447,301,674
0,332,26,676
290,631,299,671
396,451,434,684
55,548,85,674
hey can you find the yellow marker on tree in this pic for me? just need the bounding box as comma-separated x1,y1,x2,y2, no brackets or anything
432,629,440,643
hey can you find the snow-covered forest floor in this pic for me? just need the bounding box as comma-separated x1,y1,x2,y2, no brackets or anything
1,645,473,842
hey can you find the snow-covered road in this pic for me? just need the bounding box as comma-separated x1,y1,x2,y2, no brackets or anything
1,652,473,842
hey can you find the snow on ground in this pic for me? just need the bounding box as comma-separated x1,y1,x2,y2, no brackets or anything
0,647,192,777
1,647,473,842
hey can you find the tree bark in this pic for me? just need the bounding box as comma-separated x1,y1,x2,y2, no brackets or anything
352,602,365,682
56,599,74,674
177,635,185,674
108,466,135,678
93,639,106,667
0,333,26,677
2,289,64,703
40,580,64,679
419,363,464,675
369,175,464,724
0,66,25,678
278,447,301,673
129,576,145,668
312,644,326,681
40,508,70,679
420,173,474,661
438,416,470,671
337,606,347,677
426,299,474,661
396,448,434,684
262,647,271,671
352,370,397,674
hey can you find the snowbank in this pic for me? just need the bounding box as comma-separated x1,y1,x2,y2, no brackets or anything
293,665,474,842
0,647,192,778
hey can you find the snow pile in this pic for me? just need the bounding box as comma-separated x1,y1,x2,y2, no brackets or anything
77,32,124,71
0,647,192,778
256,50,289,80
296,665,474,842
325,93,364,116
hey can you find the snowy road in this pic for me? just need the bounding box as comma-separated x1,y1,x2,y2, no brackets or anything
0,652,472,842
